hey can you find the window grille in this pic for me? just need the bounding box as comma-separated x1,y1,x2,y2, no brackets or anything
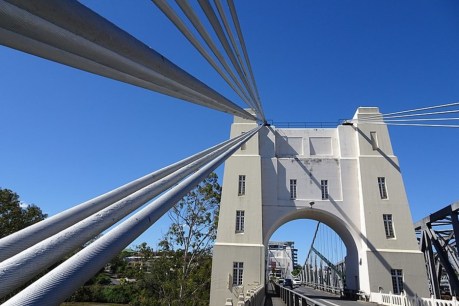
378,177,388,199
290,179,297,199
233,262,244,286
321,180,329,199
235,210,245,233
383,214,395,238
391,269,403,294
238,175,246,196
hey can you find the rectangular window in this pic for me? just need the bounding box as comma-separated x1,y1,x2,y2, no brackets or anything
370,131,379,150
238,175,246,196
378,177,388,199
321,180,329,199
391,269,403,294
290,179,297,199
383,214,395,238
233,262,244,286
235,210,245,233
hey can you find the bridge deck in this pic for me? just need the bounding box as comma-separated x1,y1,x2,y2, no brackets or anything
266,283,376,306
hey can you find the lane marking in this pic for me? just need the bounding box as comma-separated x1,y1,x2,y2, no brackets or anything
319,298,341,306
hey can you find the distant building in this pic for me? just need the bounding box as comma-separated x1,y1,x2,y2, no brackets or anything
268,241,298,278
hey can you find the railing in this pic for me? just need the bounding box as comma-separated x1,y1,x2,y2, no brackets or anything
302,281,343,296
276,283,329,306
370,291,459,306
225,284,265,306
266,121,341,128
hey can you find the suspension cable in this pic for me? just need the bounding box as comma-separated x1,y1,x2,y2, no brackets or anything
0,0,256,120
371,117,459,122
173,0,262,116
150,0,256,111
358,109,459,121
0,132,250,297
212,0,260,113
358,122,459,128
357,101,459,121
226,0,264,119
0,132,247,263
197,0,261,114
3,127,262,305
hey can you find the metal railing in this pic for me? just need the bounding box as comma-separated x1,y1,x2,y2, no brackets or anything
266,121,341,128
302,282,343,296
274,283,329,306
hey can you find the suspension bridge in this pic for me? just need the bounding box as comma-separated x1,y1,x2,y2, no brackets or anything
1,1,459,306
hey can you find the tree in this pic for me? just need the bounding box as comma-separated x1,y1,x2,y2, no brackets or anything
134,172,221,305
0,188,47,238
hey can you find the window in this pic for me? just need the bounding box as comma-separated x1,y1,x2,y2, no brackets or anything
378,177,388,199
391,269,403,294
383,214,395,238
235,210,245,233
321,180,329,199
233,262,244,286
238,175,246,196
290,179,297,199
370,131,379,150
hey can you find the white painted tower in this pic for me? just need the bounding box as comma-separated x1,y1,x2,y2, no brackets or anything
209,107,429,305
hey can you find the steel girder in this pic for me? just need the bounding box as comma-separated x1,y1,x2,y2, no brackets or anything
414,201,459,298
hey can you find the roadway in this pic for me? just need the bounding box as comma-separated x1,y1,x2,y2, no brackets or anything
265,283,376,306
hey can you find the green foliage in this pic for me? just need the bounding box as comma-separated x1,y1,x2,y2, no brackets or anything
163,172,221,255
107,250,130,275
66,172,221,305
292,266,302,277
68,283,137,304
132,254,213,306
134,172,221,305
0,188,47,238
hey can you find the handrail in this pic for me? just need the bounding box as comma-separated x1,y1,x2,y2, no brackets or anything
266,121,341,128
302,282,343,296
370,291,459,306
274,282,330,306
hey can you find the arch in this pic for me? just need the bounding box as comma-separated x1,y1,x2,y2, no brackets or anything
263,205,360,291
210,110,430,305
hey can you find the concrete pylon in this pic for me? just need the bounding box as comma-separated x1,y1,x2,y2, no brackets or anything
210,108,429,305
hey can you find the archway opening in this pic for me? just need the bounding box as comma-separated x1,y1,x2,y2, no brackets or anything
266,216,357,293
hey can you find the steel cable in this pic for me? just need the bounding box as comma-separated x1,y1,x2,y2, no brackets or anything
151,0,257,112
3,126,262,306
0,132,248,298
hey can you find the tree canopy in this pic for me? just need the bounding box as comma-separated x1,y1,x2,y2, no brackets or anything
0,188,47,238
66,173,222,305
135,172,221,305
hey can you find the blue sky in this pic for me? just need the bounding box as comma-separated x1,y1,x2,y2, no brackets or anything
1,0,459,264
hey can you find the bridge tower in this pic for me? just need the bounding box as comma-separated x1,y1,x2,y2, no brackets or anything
210,107,429,305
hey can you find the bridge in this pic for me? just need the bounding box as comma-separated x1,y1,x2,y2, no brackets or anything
1,1,458,305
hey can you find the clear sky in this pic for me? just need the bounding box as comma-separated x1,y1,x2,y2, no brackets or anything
1,1,459,265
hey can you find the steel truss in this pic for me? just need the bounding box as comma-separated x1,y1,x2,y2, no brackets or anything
414,201,459,298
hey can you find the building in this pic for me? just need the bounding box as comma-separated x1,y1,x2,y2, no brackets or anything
268,241,298,279
209,107,429,305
